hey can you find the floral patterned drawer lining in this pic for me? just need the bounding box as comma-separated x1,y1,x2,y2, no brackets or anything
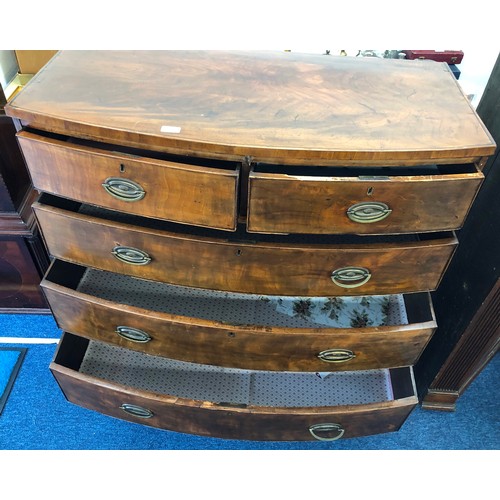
78,268,408,329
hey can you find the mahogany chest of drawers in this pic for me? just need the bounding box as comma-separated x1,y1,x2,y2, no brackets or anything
6,51,495,441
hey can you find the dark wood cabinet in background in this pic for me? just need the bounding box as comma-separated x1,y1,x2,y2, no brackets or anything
0,85,49,313
416,52,500,410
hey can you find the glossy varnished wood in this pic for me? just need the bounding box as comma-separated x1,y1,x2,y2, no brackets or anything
247,167,484,234
10,50,493,439
34,198,458,295
17,131,239,231
50,333,418,441
5,51,495,166
41,260,436,371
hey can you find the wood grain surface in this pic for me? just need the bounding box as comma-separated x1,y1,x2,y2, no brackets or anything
18,130,239,231
41,260,437,371
51,333,418,440
34,199,458,295
247,167,484,234
5,51,495,165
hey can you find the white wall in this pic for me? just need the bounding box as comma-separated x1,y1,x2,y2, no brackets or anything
1,1,497,107
0,50,18,90
457,48,498,107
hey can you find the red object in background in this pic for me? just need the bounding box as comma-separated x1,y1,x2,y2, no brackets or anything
402,50,464,64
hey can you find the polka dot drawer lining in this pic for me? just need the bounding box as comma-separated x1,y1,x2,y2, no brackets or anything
79,340,394,407
77,268,408,329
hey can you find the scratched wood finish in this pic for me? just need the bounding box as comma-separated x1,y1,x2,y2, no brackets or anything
17,131,239,231
34,199,458,296
5,51,495,166
248,169,484,234
50,334,417,440
40,263,436,371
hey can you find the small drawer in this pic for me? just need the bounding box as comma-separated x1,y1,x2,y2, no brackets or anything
41,260,437,371
17,131,239,231
34,194,458,296
51,333,418,441
247,163,484,234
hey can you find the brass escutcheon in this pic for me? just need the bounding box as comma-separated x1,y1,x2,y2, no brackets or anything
115,326,152,343
347,201,392,223
112,246,152,266
331,266,371,288
317,349,356,363
102,177,145,202
120,404,154,419
309,423,345,441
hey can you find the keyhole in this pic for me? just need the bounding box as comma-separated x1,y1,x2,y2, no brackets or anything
367,186,374,196
120,164,125,173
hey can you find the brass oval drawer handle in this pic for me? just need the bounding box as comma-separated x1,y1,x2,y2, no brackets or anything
102,177,146,202
347,201,392,223
120,403,154,419
112,246,152,265
331,266,371,288
116,326,152,343
317,349,356,363
309,423,345,441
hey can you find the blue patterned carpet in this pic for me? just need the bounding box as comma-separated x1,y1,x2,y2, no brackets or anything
0,313,498,450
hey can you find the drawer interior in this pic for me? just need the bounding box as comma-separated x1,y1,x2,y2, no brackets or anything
54,333,416,407
252,162,480,177
46,259,435,329
27,128,241,173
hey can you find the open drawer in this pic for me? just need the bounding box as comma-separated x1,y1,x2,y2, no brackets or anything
247,163,484,234
51,333,418,441
17,130,240,231
42,260,436,371
34,194,457,296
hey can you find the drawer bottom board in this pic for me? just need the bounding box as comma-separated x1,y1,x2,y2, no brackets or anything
80,340,394,407
51,333,418,441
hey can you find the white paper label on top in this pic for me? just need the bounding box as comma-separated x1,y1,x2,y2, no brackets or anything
161,125,182,134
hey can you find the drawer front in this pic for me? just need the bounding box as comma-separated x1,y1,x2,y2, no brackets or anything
247,169,484,234
34,200,458,296
51,335,418,441
41,262,436,371
17,131,239,231
52,367,416,441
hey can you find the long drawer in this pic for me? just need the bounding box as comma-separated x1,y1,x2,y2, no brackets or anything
51,333,418,441
17,131,240,231
34,194,457,296
41,260,436,371
247,163,484,234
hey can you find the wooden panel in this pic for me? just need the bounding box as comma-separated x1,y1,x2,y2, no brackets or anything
421,279,500,411
5,51,495,166
0,237,48,312
15,50,58,74
415,54,500,404
0,114,31,213
248,168,483,234
41,267,436,371
50,335,418,441
17,131,239,231
34,199,458,295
